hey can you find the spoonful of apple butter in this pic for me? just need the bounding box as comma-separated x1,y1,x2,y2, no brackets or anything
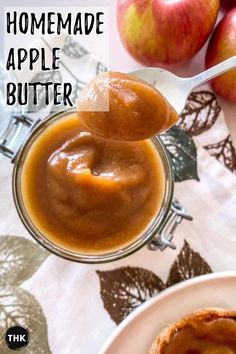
77,56,236,141
77,72,178,141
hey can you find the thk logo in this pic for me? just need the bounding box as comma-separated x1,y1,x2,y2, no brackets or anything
5,325,29,350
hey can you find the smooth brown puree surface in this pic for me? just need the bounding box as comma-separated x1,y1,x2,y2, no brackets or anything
77,72,179,141
22,113,165,254
163,318,236,354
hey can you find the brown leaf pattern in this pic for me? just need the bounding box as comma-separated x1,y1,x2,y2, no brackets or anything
204,135,236,173
97,242,212,324
167,241,212,287
96,267,165,325
178,91,221,136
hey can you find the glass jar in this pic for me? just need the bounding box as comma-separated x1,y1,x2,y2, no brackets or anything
1,108,192,263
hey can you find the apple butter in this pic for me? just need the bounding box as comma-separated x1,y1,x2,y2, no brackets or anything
22,113,165,254
77,72,179,141
163,318,236,354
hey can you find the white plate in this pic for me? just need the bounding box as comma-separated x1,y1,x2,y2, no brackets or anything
99,272,236,354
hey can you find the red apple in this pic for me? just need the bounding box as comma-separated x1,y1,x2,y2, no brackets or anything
206,7,236,103
117,0,220,66
221,0,236,9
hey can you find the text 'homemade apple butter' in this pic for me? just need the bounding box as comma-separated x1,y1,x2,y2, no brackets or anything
21,72,173,254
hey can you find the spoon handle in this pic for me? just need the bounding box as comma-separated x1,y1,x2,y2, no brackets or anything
189,55,236,89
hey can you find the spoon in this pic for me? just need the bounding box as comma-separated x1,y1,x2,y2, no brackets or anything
130,55,236,115
78,57,236,141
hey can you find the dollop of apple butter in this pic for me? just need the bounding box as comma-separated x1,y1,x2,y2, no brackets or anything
22,113,165,254
77,72,178,141
164,318,236,354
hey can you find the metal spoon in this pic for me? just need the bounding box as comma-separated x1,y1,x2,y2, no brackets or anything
130,55,236,115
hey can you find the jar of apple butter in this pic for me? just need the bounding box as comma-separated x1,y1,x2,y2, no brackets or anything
0,106,192,263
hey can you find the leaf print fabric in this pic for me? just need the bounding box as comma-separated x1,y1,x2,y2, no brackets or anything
0,236,48,287
161,126,199,182
96,61,108,75
0,287,51,354
204,135,236,174
97,241,212,324
62,36,89,59
97,267,165,325
177,91,236,173
178,91,221,136
0,236,51,354
166,241,212,286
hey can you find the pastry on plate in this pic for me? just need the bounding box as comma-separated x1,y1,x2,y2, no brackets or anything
149,307,236,353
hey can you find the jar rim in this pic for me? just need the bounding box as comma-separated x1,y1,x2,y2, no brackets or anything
12,108,174,263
